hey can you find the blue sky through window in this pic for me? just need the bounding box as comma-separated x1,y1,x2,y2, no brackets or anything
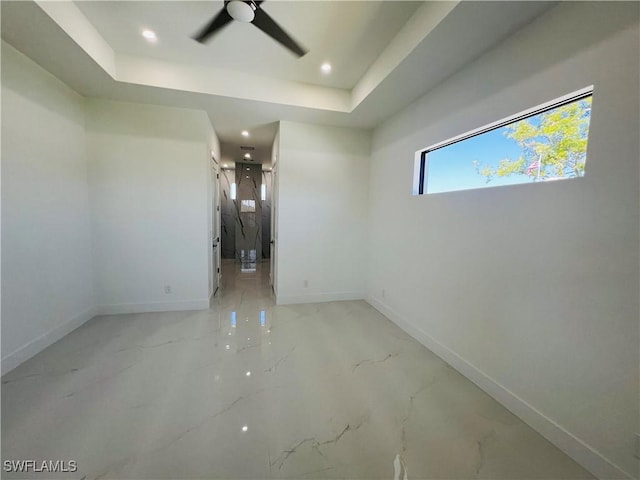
426,126,529,194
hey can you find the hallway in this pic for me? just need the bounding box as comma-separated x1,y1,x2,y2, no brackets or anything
2,262,592,479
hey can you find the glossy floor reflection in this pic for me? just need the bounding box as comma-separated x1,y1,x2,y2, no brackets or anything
2,261,593,479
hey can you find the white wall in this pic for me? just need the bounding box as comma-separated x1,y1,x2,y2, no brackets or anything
367,3,639,479
86,100,213,313
1,42,94,374
1,42,221,374
277,121,370,304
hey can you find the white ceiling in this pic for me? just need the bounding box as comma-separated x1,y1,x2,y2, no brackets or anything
74,1,421,90
1,1,557,167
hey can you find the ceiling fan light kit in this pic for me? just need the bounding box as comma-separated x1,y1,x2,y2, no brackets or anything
193,0,308,57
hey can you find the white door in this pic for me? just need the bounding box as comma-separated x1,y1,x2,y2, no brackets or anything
215,167,222,286
211,162,222,295
270,163,278,293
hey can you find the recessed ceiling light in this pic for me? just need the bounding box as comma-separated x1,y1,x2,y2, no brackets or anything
241,130,249,137
142,29,157,42
321,62,332,74
246,167,250,170
244,153,251,159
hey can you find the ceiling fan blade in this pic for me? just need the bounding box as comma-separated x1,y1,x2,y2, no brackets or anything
252,7,308,57
193,7,233,43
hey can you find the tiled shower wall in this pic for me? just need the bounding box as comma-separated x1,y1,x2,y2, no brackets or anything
261,170,272,259
220,166,271,261
236,163,262,265
220,168,236,259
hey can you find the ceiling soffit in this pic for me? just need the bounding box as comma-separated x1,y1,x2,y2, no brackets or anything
33,0,461,113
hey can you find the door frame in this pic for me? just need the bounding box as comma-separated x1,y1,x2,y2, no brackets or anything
210,153,222,297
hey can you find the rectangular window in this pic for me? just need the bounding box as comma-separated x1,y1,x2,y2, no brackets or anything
414,87,593,195
240,199,255,212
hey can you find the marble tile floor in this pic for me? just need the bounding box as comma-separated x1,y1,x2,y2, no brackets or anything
2,260,593,479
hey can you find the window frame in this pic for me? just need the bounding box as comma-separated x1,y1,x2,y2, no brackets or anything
413,86,594,195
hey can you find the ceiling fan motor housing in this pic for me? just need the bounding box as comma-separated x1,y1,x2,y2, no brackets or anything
226,1,256,23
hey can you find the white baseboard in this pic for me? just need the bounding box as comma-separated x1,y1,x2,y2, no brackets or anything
365,295,633,480
276,291,363,305
96,298,210,315
1,307,97,376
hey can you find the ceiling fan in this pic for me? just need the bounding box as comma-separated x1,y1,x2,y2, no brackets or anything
193,1,308,57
